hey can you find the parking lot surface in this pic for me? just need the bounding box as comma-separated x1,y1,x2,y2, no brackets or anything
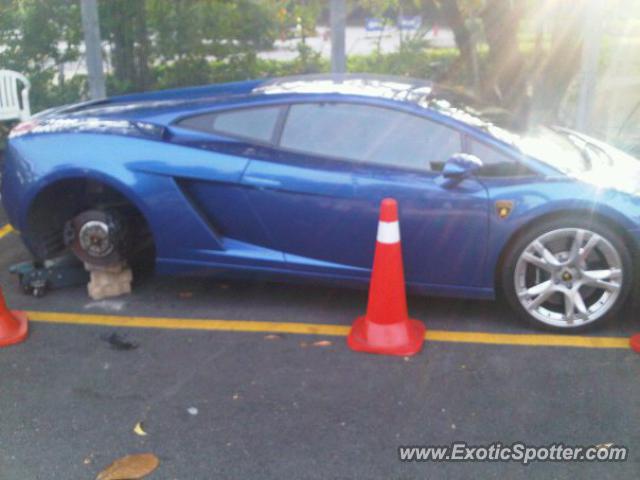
1,205,639,479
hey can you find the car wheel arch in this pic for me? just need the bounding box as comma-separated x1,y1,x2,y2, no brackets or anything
493,208,638,296
24,174,156,261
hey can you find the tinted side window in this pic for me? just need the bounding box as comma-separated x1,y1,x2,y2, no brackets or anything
280,103,462,171
178,106,281,143
469,140,533,177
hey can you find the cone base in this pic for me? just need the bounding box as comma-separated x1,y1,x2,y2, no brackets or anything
630,334,640,354
347,316,425,356
0,310,29,347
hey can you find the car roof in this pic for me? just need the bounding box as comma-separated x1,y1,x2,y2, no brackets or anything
59,74,437,118
56,73,522,141
252,73,434,103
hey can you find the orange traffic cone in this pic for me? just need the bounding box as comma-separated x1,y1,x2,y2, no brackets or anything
0,287,28,347
347,198,425,356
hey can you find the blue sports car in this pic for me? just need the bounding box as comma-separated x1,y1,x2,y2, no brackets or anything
3,74,640,331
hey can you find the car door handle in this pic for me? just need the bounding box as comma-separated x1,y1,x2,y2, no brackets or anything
243,175,282,189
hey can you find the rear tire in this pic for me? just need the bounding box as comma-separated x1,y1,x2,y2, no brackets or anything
502,217,632,332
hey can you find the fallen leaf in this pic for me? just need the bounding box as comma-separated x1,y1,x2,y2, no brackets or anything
312,340,332,347
100,333,139,351
96,453,159,480
133,422,147,436
596,443,614,450
264,334,283,340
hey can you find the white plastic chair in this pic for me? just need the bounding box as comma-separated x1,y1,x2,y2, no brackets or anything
0,69,31,122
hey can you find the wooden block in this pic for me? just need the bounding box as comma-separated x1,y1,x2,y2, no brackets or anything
86,264,133,300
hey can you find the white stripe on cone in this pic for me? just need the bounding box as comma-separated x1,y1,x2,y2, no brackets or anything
377,221,400,244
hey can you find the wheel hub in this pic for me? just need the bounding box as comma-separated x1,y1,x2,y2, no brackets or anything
64,209,126,266
79,220,114,258
550,251,580,286
557,266,580,285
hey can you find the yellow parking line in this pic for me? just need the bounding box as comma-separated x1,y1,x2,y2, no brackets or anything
25,311,630,349
0,224,14,239
424,330,628,349
27,311,350,336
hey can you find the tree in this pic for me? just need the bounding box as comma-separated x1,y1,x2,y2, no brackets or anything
100,0,152,93
428,0,586,125
145,0,278,88
436,0,475,82
0,0,84,111
97,0,281,92
479,0,528,115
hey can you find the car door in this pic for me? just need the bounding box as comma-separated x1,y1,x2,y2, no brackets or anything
240,104,362,277
345,103,490,287
244,100,490,287
167,104,289,266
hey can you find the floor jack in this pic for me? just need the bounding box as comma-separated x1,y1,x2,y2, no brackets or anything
10,255,89,297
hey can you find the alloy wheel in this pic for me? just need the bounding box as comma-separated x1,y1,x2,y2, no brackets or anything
514,228,623,328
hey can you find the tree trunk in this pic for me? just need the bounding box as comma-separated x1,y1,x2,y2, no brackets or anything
110,0,135,90
133,0,151,90
438,0,474,83
109,0,150,92
480,0,528,116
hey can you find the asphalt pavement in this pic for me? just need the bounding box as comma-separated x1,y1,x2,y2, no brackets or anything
0,205,639,479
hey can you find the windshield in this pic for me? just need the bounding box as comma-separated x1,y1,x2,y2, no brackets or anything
516,127,588,174
419,87,621,175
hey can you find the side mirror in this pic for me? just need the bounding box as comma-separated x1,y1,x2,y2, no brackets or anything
439,153,483,187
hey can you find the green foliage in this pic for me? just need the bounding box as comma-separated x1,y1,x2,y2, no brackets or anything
146,0,278,61
154,57,214,90
349,43,459,80
0,0,463,113
0,0,464,119
273,0,324,39
0,0,84,112
0,0,464,118
154,44,329,90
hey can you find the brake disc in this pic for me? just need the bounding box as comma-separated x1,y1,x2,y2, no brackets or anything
64,210,127,266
